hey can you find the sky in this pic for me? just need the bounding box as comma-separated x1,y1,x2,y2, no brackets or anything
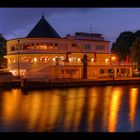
1,8,140,46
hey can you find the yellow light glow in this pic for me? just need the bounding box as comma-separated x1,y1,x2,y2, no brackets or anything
53,58,56,61
69,58,72,61
33,57,37,63
105,58,109,62
87,88,98,132
108,88,122,132
129,88,138,130
111,57,115,60
102,87,111,131
77,58,81,62
91,58,94,62
8,59,10,63
64,89,76,131
73,88,85,131
9,70,17,76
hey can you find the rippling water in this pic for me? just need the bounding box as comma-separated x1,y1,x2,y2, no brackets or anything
0,85,140,132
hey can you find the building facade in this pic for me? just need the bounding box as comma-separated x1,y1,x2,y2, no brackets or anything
4,16,134,79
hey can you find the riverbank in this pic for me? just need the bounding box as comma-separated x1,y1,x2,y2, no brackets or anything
21,77,140,89
1,77,140,89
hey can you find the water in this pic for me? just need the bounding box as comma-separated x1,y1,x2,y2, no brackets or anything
0,85,140,132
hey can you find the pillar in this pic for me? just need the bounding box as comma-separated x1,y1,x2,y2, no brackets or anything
97,67,100,79
130,68,132,77
114,68,117,78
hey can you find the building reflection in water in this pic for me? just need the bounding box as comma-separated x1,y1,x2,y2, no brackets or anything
61,89,76,131
2,89,61,131
108,87,123,132
129,88,138,130
2,89,22,129
86,88,98,132
102,86,112,131
1,86,140,132
72,88,85,132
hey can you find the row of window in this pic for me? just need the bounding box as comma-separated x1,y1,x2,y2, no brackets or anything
9,42,68,52
9,43,106,52
72,43,106,50
61,69,79,74
11,45,58,51
100,69,130,74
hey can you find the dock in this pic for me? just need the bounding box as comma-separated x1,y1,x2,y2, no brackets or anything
1,77,140,90
20,77,140,89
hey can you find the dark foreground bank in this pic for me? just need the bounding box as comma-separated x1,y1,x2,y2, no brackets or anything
1,77,140,89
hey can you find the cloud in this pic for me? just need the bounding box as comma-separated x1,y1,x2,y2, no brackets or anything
0,8,98,40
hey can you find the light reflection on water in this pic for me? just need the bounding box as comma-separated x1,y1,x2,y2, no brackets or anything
0,85,140,132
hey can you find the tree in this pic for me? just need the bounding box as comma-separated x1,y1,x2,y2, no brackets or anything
111,31,135,61
130,37,140,65
134,30,140,38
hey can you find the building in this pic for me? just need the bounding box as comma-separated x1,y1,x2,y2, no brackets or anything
4,16,134,79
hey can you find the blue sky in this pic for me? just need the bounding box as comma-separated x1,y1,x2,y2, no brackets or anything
1,8,140,45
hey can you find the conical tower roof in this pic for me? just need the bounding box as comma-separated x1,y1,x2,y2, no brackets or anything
26,16,61,38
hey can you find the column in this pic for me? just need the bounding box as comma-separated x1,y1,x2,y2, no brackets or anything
114,68,117,78
130,68,132,77
97,67,100,79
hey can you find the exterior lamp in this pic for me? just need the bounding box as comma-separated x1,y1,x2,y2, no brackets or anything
53,58,55,61
111,57,115,61
91,58,94,62
77,58,81,62
69,58,72,61
105,58,109,62
34,57,37,63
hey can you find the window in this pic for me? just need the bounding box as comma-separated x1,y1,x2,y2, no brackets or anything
61,70,64,74
84,44,91,49
11,46,16,51
100,69,104,74
72,43,77,47
23,44,30,50
95,45,105,50
31,43,34,46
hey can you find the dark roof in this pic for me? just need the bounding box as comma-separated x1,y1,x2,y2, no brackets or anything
26,16,61,38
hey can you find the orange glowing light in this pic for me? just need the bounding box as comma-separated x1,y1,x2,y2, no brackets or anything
129,88,138,130
111,57,115,60
108,88,122,132
105,58,109,62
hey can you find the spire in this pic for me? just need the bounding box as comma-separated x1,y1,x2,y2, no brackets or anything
41,13,45,18
26,16,61,38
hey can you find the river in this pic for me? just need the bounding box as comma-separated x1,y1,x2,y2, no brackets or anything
0,85,140,132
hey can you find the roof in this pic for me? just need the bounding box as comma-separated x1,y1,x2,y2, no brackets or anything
26,16,61,38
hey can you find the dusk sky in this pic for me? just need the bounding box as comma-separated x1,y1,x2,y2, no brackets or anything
1,8,140,46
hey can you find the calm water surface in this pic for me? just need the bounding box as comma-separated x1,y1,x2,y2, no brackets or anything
0,85,140,132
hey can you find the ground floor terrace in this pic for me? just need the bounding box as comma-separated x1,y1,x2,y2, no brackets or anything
8,64,133,80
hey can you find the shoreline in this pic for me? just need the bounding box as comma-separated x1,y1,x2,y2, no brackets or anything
1,77,140,90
